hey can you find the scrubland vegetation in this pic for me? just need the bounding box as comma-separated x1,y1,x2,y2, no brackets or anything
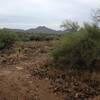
0,30,18,50
1,22,100,72
53,24,100,71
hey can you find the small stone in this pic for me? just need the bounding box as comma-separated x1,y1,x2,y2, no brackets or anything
45,77,49,81
16,67,24,70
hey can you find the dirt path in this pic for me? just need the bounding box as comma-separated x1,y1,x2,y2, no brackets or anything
0,68,62,100
0,41,63,100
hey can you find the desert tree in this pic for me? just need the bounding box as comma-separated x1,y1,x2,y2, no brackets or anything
91,8,100,28
60,19,80,32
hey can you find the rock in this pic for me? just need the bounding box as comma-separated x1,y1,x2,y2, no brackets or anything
45,77,49,81
74,82,79,86
16,67,24,70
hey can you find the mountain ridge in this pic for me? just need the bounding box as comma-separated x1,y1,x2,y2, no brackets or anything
2,26,64,34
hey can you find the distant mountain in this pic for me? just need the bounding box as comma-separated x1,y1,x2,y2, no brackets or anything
2,28,25,32
2,26,64,34
26,26,63,33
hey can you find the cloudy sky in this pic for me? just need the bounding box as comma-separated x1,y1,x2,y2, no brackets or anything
0,0,100,30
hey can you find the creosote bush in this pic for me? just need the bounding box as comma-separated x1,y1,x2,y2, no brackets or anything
52,24,100,70
29,33,58,41
0,30,18,50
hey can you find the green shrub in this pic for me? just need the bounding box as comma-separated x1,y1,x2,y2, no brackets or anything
29,35,43,41
17,32,30,41
52,24,100,70
29,33,56,41
0,30,18,50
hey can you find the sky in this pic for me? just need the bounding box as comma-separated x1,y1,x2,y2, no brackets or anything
0,0,100,30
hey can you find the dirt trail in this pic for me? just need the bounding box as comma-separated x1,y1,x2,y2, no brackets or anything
0,41,63,100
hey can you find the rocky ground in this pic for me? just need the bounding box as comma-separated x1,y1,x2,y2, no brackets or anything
0,40,100,100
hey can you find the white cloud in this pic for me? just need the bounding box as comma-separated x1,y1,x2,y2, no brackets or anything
0,0,100,29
